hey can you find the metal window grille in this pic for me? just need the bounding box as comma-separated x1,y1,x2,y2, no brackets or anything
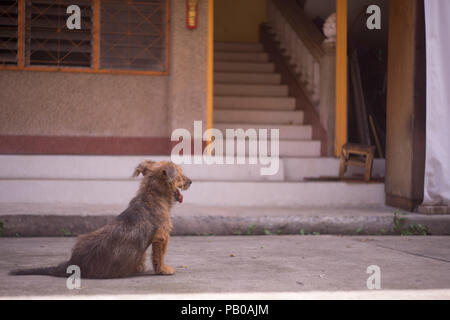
0,0,169,74
0,0,19,65
26,0,93,67
100,0,167,71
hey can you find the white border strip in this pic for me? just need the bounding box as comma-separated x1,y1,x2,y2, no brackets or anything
2,290,450,300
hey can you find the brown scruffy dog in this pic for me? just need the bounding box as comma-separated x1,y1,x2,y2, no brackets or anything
10,160,191,279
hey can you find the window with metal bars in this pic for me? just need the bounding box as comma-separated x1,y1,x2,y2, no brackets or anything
26,0,93,67
0,0,169,74
100,0,167,71
0,0,19,65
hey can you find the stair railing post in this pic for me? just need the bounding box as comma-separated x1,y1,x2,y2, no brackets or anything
306,53,314,94
291,27,297,66
319,40,337,156
301,43,308,83
313,61,320,105
294,38,302,74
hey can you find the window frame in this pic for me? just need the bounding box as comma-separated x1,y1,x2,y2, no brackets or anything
0,0,170,75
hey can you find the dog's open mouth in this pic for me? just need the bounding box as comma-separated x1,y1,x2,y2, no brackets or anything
174,188,183,203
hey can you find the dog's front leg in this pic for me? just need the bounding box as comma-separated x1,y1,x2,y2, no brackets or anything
151,230,175,275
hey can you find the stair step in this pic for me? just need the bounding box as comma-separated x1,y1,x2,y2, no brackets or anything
185,181,385,207
0,155,279,181
214,52,269,62
211,139,320,158
0,155,385,182
283,158,386,181
214,42,264,52
215,61,275,73
0,156,385,207
278,140,321,157
215,72,281,85
0,179,384,206
214,109,304,124
214,96,296,110
215,84,288,97
215,123,313,140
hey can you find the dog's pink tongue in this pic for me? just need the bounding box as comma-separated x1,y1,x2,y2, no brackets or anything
176,189,183,203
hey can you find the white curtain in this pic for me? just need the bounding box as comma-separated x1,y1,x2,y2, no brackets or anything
423,0,450,205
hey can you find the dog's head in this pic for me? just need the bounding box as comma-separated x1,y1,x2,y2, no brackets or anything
133,160,192,203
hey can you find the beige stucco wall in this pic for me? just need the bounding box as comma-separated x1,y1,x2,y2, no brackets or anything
0,1,208,138
0,71,169,137
168,0,208,133
214,0,266,43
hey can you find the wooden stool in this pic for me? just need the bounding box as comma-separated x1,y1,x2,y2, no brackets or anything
339,143,376,182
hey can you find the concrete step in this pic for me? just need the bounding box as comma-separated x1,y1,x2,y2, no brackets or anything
215,62,275,73
214,96,296,110
214,109,304,125
3,203,450,237
0,180,385,206
214,42,264,52
278,140,321,157
215,84,289,97
0,156,386,208
0,155,285,182
211,139,321,158
214,52,270,62
214,72,281,85
283,158,386,181
215,123,312,140
0,156,385,182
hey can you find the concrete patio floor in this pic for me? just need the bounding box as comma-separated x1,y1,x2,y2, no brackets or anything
1,235,450,299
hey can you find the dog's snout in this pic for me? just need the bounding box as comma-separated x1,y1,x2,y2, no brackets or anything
185,178,192,187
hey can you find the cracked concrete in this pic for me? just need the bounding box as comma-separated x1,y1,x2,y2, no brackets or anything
1,236,449,299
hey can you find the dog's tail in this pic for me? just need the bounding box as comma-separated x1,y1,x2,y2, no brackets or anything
9,261,69,277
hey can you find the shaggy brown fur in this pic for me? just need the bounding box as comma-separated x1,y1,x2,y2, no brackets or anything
10,160,191,279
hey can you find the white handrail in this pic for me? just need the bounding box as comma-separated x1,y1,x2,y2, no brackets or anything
266,0,322,106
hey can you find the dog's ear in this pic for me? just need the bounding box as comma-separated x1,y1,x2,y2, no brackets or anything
161,165,177,181
132,160,156,177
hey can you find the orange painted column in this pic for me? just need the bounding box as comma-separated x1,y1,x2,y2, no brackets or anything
335,0,348,157
206,0,214,149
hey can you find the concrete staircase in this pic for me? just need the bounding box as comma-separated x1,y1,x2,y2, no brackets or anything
214,42,321,158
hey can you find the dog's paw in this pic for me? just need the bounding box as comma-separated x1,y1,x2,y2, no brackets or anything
157,265,176,275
